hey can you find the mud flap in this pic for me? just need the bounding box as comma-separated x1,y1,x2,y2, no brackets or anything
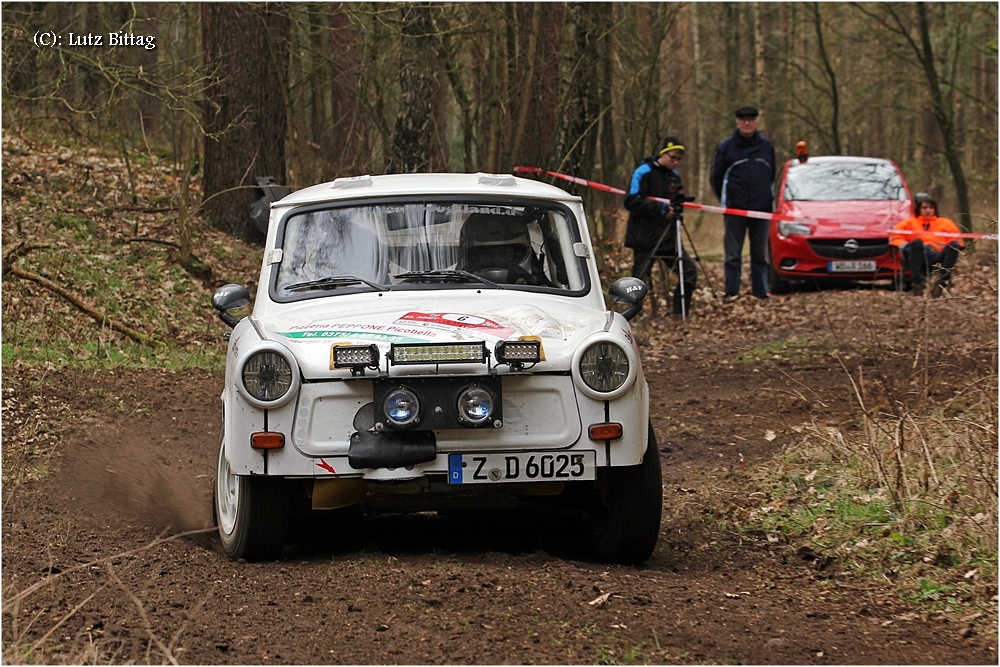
348,430,436,469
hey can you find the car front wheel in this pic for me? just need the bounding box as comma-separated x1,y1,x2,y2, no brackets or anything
215,431,289,561
767,245,792,295
587,421,663,564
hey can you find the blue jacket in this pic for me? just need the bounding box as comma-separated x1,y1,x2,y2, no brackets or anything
624,157,683,254
710,129,776,212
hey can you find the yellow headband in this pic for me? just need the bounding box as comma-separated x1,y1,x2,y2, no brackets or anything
658,142,685,156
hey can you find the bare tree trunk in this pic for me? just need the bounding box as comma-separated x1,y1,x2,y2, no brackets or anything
438,31,474,171
724,2,741,111
387,3,440,173
753,2,765,109
812,4,841,154
915,4,972,233
201,3,289,243
549,2,600,178
690,3,707,203
597,2,618,242
509,2,542,169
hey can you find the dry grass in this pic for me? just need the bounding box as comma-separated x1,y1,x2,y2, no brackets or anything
711,277,998,611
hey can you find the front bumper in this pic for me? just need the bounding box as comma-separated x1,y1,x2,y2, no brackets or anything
771,234,902,280
222,372,649,478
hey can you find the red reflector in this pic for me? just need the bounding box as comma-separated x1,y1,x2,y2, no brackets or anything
588,423,623,441
251,432,285,449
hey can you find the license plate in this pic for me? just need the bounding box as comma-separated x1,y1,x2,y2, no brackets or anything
828,260,876,273
448,451,596,484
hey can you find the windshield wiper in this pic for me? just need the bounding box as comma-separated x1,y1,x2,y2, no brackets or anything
393,269,502,289
283,276,386,292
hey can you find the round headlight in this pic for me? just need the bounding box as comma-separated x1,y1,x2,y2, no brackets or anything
383,387,420,428
242,351,293,402
579,342,629,393
457,385,494,425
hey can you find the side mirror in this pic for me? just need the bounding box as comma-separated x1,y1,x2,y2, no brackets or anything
609,277,647,321
212,284,250,329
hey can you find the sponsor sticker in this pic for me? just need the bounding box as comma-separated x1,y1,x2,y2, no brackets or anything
397,312,515,339
279,330,426,343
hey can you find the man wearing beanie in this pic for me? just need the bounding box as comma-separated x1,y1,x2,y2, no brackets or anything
710,106,776,302
624,136,697,317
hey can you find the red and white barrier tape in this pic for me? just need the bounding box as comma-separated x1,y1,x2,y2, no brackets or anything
512,166,997,241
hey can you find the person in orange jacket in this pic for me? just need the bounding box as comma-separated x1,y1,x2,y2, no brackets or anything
890,195,963,297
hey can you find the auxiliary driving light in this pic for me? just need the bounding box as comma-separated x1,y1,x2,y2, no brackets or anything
389,342,488,365
383,386,421,427
331,343,380,370
457,384,495,426
494,339,542,366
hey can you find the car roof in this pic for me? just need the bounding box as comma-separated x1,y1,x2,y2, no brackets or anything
274,173,582,208
789,155,895,166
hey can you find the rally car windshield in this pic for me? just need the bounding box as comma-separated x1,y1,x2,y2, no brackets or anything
274,201,585,298
783,161,908,201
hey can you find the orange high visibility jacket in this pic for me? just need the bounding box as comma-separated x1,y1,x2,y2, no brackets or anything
889,215,964,251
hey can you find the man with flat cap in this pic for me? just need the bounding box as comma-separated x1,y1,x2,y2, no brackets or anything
710,106,776,303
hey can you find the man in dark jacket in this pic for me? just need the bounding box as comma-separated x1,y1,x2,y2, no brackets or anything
710,106,776,302
625,136,697,316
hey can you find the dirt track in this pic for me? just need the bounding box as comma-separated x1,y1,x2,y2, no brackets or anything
2,272,997,664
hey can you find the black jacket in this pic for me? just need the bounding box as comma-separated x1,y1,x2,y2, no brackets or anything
624,157,683,254
710,129,776,212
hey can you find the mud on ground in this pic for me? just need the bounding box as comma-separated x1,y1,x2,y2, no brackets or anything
2,262,997,664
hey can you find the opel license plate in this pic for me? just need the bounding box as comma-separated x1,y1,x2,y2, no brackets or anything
828,260,876,273
448,451,596,484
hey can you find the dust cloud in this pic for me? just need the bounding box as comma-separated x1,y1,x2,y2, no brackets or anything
56,425,215,538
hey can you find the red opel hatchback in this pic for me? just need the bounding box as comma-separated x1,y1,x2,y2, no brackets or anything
768,155,913,293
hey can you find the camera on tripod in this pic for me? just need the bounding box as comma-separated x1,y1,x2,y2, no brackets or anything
669,191,695,219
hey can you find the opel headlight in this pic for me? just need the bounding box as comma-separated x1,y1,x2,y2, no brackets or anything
579,342,629,393
778,221,813,236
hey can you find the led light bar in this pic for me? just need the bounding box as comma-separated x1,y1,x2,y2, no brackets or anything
389,342,488,365
495,340,542,364
331,343,380,369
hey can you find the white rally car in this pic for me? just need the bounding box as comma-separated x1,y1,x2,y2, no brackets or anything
211,173,659,563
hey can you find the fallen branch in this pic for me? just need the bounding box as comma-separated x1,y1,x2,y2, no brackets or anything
113,205,176,213
2,242,51,276
123,237,181,249
5,265,164,347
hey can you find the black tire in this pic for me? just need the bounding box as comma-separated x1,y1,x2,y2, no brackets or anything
214,432,290,561
588,422,663,564
767,246,791,295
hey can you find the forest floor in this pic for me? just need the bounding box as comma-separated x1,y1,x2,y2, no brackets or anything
2,131,998,664
3,271,998,665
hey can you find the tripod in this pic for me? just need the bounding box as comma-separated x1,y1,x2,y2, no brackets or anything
635,209,693,319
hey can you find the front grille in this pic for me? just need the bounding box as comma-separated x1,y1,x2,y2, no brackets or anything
807,238,890,259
